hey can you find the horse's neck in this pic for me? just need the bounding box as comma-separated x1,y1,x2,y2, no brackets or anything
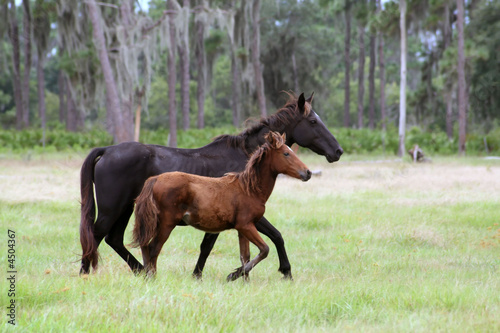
244,125,294,153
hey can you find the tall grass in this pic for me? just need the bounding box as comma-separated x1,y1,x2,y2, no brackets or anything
0,155,499,331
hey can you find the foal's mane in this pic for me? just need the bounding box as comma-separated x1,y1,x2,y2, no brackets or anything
213,92,311,154
226,141,273,196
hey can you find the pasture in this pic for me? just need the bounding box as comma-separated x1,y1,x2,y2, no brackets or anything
1,152,499,332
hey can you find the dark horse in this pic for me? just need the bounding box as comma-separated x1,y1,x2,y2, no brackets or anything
80,92,343,279
132,132,311,280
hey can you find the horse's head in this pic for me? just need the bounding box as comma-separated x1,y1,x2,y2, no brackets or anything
265,131,311,182
289,93,343,163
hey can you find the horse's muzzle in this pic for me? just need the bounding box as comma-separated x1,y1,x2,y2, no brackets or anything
300,169,312,182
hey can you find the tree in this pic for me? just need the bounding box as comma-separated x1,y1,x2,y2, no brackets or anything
398,0,407,157
167,0,178,147
87,0,131,143
456,0,466,155
251,0,266,117
368,0,376,129
443,0,453,139
33,0,53,146
357,18,365,128
194,0,206,129
7,0,24,129
21,0,32,128
179,0,190,131
343,0,351,127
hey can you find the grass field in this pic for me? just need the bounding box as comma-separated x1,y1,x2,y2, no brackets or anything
1,152,499,332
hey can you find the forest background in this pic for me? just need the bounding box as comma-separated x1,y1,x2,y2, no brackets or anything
0,0,499,156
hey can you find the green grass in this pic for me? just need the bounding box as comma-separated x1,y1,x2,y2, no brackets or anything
0,155,499,332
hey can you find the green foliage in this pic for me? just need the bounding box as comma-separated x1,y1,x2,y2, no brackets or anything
2,126,498,156
0,129,113,152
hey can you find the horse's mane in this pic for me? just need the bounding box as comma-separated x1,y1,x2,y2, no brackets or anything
226,142,271,196
213,92,311,154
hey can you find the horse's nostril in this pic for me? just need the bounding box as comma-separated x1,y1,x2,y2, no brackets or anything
336,148,344,157
307,170,312,177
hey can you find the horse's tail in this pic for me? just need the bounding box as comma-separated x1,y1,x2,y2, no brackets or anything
80,147,106,271
132,176,160,248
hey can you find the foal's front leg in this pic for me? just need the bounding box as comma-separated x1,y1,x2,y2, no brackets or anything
227,233,251,282
228,224,269,280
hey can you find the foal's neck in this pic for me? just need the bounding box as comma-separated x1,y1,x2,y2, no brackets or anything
252,158,279,203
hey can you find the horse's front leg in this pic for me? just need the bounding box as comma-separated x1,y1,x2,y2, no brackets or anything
192,233,220,279
256,216,293,280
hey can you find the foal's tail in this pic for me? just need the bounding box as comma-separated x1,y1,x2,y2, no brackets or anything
80,147,106,271
132,176,160,248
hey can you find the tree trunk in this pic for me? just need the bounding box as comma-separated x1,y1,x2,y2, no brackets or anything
398,0,407,157
343,0,351,128
251,0,266,117
167,0,178,147
357,23,365,129
368,31,376,129
230,46,241,127
66,79,77,132
292,51,299,94
58,70,66,124
195,9,205,129
22,0,32,128
377,0,386,131
456,0,466,155
36,56,46,146
87,0,131,143
180,0,190,131
7,0,24,130
443,0,453,139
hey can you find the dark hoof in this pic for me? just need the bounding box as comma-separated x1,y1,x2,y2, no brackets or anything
192,271,203,280
281,270,293,281
226,267,244,282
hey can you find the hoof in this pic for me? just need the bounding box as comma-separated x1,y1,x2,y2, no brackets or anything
192,272,203,280
281,270,293,281
226,267,244,282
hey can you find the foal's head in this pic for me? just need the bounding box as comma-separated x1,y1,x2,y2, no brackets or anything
264,131,311,182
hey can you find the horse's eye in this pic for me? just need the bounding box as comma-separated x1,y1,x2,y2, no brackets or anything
310,119,317,125
284,152,290,157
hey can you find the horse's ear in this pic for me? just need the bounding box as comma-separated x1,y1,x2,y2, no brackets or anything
306,92,314,104
297,93,306,113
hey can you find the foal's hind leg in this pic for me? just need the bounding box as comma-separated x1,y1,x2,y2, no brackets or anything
143,212,177,276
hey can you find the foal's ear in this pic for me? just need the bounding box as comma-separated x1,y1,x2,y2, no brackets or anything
306,92,314,104
297,93,306,113
265,131,284,149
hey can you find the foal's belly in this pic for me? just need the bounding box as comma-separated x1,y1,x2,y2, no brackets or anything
181,211,234,233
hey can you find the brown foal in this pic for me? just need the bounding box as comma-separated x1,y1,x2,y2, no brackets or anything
132,131,311,280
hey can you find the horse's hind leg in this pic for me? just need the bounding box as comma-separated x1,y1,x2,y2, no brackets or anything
105,204,144,274
228,224,269,281
80,212,117,274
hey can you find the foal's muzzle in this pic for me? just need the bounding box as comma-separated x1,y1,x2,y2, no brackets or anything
300,169,312,182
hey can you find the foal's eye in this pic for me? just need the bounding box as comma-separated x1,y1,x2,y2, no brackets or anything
284,152,290,157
